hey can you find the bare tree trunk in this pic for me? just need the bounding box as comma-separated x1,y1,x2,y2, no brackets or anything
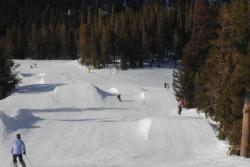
240,97,250,157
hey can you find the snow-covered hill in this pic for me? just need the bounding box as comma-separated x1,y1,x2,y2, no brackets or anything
0,60,249,167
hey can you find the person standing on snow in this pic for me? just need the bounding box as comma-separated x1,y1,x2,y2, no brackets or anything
178,103,182,115
117,94,122,102
11,134,26,167
164,82,169,90
164,82,167,88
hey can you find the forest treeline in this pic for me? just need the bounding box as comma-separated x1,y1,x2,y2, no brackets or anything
0,0,188,99
0,0,249,156
0,0,186,68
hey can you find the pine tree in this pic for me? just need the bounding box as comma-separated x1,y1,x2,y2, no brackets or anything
101,24,111,67
0,39,19,99
213,1,249,155
156,7,167,63
78,20,90,65
174,0,217,107
190,0,249,155
4,27,14,59
90,26,101,68
173,0,186,61
28,23,39,59
68,26,78,59
57,22,68,59
119,12,129,70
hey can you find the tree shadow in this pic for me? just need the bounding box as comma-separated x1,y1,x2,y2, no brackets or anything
19,107,130,113
208,122,219,133
14,83,64,94
0,110,43,134
167,115,202,120
122,100,135,103
55,118,123,123
20,73,34,77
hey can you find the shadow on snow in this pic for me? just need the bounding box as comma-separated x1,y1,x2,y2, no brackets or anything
54,118,124,123
14,83,64,94
0,110,43,134
20,73,34,77
19,107,131,113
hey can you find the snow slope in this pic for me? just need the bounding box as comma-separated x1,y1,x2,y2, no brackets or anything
0,60,249,167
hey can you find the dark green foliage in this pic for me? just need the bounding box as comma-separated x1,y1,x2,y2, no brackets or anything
201,1,250,155
174,0,218,108
0,40,19,100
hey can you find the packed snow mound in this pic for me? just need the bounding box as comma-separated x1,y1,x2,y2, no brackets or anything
146,117,219,161
1,60,249,167
143,90,177,115
38,73,46,77
139,92,145,100
0,110,40,135
44,117,218,164
15,110,39,123
53,82,105,108
137,118,152,141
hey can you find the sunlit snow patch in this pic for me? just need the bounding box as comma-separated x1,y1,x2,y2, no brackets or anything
109,88,119,94
139,92,145,100
38,73,46,77
54,87,57,93
38,73,46,84
40,77,45,84
137,118,152,141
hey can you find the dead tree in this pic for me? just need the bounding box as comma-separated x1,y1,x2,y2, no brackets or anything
240,96,250,157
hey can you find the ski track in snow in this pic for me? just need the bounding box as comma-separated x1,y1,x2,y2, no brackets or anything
0,60,249,167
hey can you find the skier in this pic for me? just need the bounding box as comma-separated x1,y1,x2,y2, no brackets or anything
177,98,183,115
164,82,167,88
11,134,26,167
164,82,169,90
178,101,182,115
117,94,122,102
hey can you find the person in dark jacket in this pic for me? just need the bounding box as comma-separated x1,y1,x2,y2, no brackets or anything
11,134,26,167
164,82,169,90
117,94,122,102
178,104,182,115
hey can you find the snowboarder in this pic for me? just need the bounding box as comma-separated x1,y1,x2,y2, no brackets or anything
11,134,26,167
178,99,183,115
164,82,169,90
178,101,182,115
117,94,122,102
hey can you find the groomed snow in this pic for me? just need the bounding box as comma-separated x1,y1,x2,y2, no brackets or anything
0,60,249,167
